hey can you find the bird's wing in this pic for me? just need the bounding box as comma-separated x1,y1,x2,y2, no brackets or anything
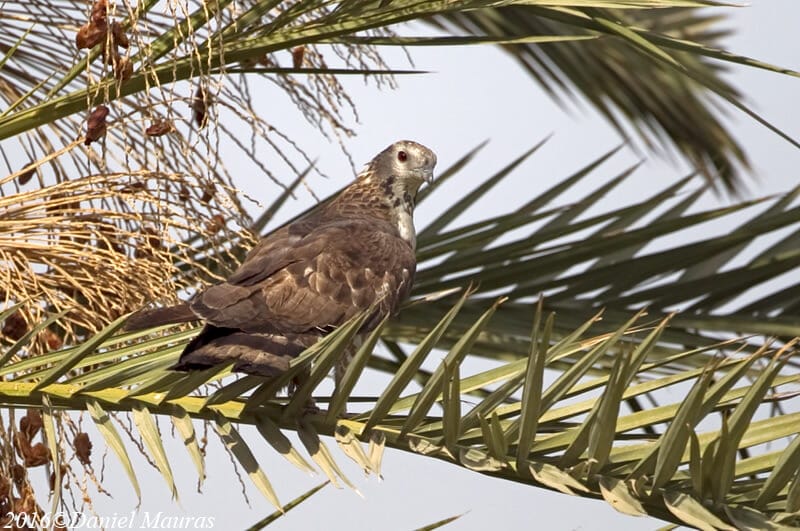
189,219,416,334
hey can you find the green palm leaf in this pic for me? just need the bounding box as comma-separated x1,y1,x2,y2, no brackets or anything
431,5,799,190
1,289,796,528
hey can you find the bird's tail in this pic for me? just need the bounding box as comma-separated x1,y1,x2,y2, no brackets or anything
124,303,198,332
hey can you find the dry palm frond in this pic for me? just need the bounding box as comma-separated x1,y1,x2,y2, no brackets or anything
0,167,258,350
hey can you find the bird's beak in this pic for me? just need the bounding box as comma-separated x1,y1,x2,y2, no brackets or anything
421,168,435,185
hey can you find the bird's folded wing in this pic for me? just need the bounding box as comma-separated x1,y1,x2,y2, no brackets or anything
190,221,415,334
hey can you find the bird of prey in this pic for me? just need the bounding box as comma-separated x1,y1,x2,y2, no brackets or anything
126,140,436,391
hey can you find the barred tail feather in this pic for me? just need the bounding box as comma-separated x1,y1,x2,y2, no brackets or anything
171,326,316,377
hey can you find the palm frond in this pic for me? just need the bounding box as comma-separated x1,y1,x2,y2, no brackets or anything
391,140,800,371
0,292,796,528
431,5,799,191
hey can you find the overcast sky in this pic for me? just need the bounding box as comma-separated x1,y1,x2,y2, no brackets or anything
84,3,800,530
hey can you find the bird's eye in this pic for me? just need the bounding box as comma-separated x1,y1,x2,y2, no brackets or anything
397,150,408,162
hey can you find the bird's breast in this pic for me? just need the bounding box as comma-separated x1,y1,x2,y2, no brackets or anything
392,208,416,250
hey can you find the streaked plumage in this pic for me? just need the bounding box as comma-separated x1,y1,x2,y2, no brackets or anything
126,140,436,387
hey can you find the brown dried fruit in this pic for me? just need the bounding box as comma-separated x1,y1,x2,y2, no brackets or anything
206,214,225,234
14,432,30,457
91,0,107,24
110,21,129,48
12,490,35,514
75,22,106,49
120,181,147,193
178,185,191,202
42,329,63,351
74,432,92,465
10,465,24,486
2,312,27,341
144,227,162,250
20,410,42,441
200,183,216,204
85,105,110,146
145,119,174,137
49,464,67,492
17,161,36,185
192,86,209,128
24,443,50,467
75,0,108,50
291,45,305,69
114,56,133,81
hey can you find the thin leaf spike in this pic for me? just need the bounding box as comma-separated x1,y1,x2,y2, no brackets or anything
244,481,329,531
132,405,178,500
586,348,631,474
598,477,647,517
326,316,389,423
34,313,131,390
787,460,800,513
416,139,488,206
711,345,790,503
663,491,736,531
367,431,386,480
516,300,549,473
688,428,703,499
254,414,315,475
461,372,525,436
205,375,265,407
334,424,373,475
171,407,206,486
213,413,282,511
0,307,70,370
488,412,509,461
418,138,547,238
251,162,315,234
754,433,800,509
363,287,473,431
86,400,141,504
541,309,646,414
400,297,504,438
651,362,717,489
529,462,590,496
442,360,461,452
297,419,359,493
42,397,62,523
283,311,369,421
0,24,33,72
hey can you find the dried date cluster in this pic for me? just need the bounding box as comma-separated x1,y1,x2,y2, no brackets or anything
76,0,132,81
0,411,93,529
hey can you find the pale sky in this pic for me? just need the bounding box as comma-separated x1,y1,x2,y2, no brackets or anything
81,3,800,530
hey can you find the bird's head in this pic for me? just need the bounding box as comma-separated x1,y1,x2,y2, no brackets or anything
360,140,437,200
377,140,437,185
333,140,437,248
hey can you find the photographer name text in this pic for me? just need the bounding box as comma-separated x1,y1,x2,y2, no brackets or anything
4,511,215,529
